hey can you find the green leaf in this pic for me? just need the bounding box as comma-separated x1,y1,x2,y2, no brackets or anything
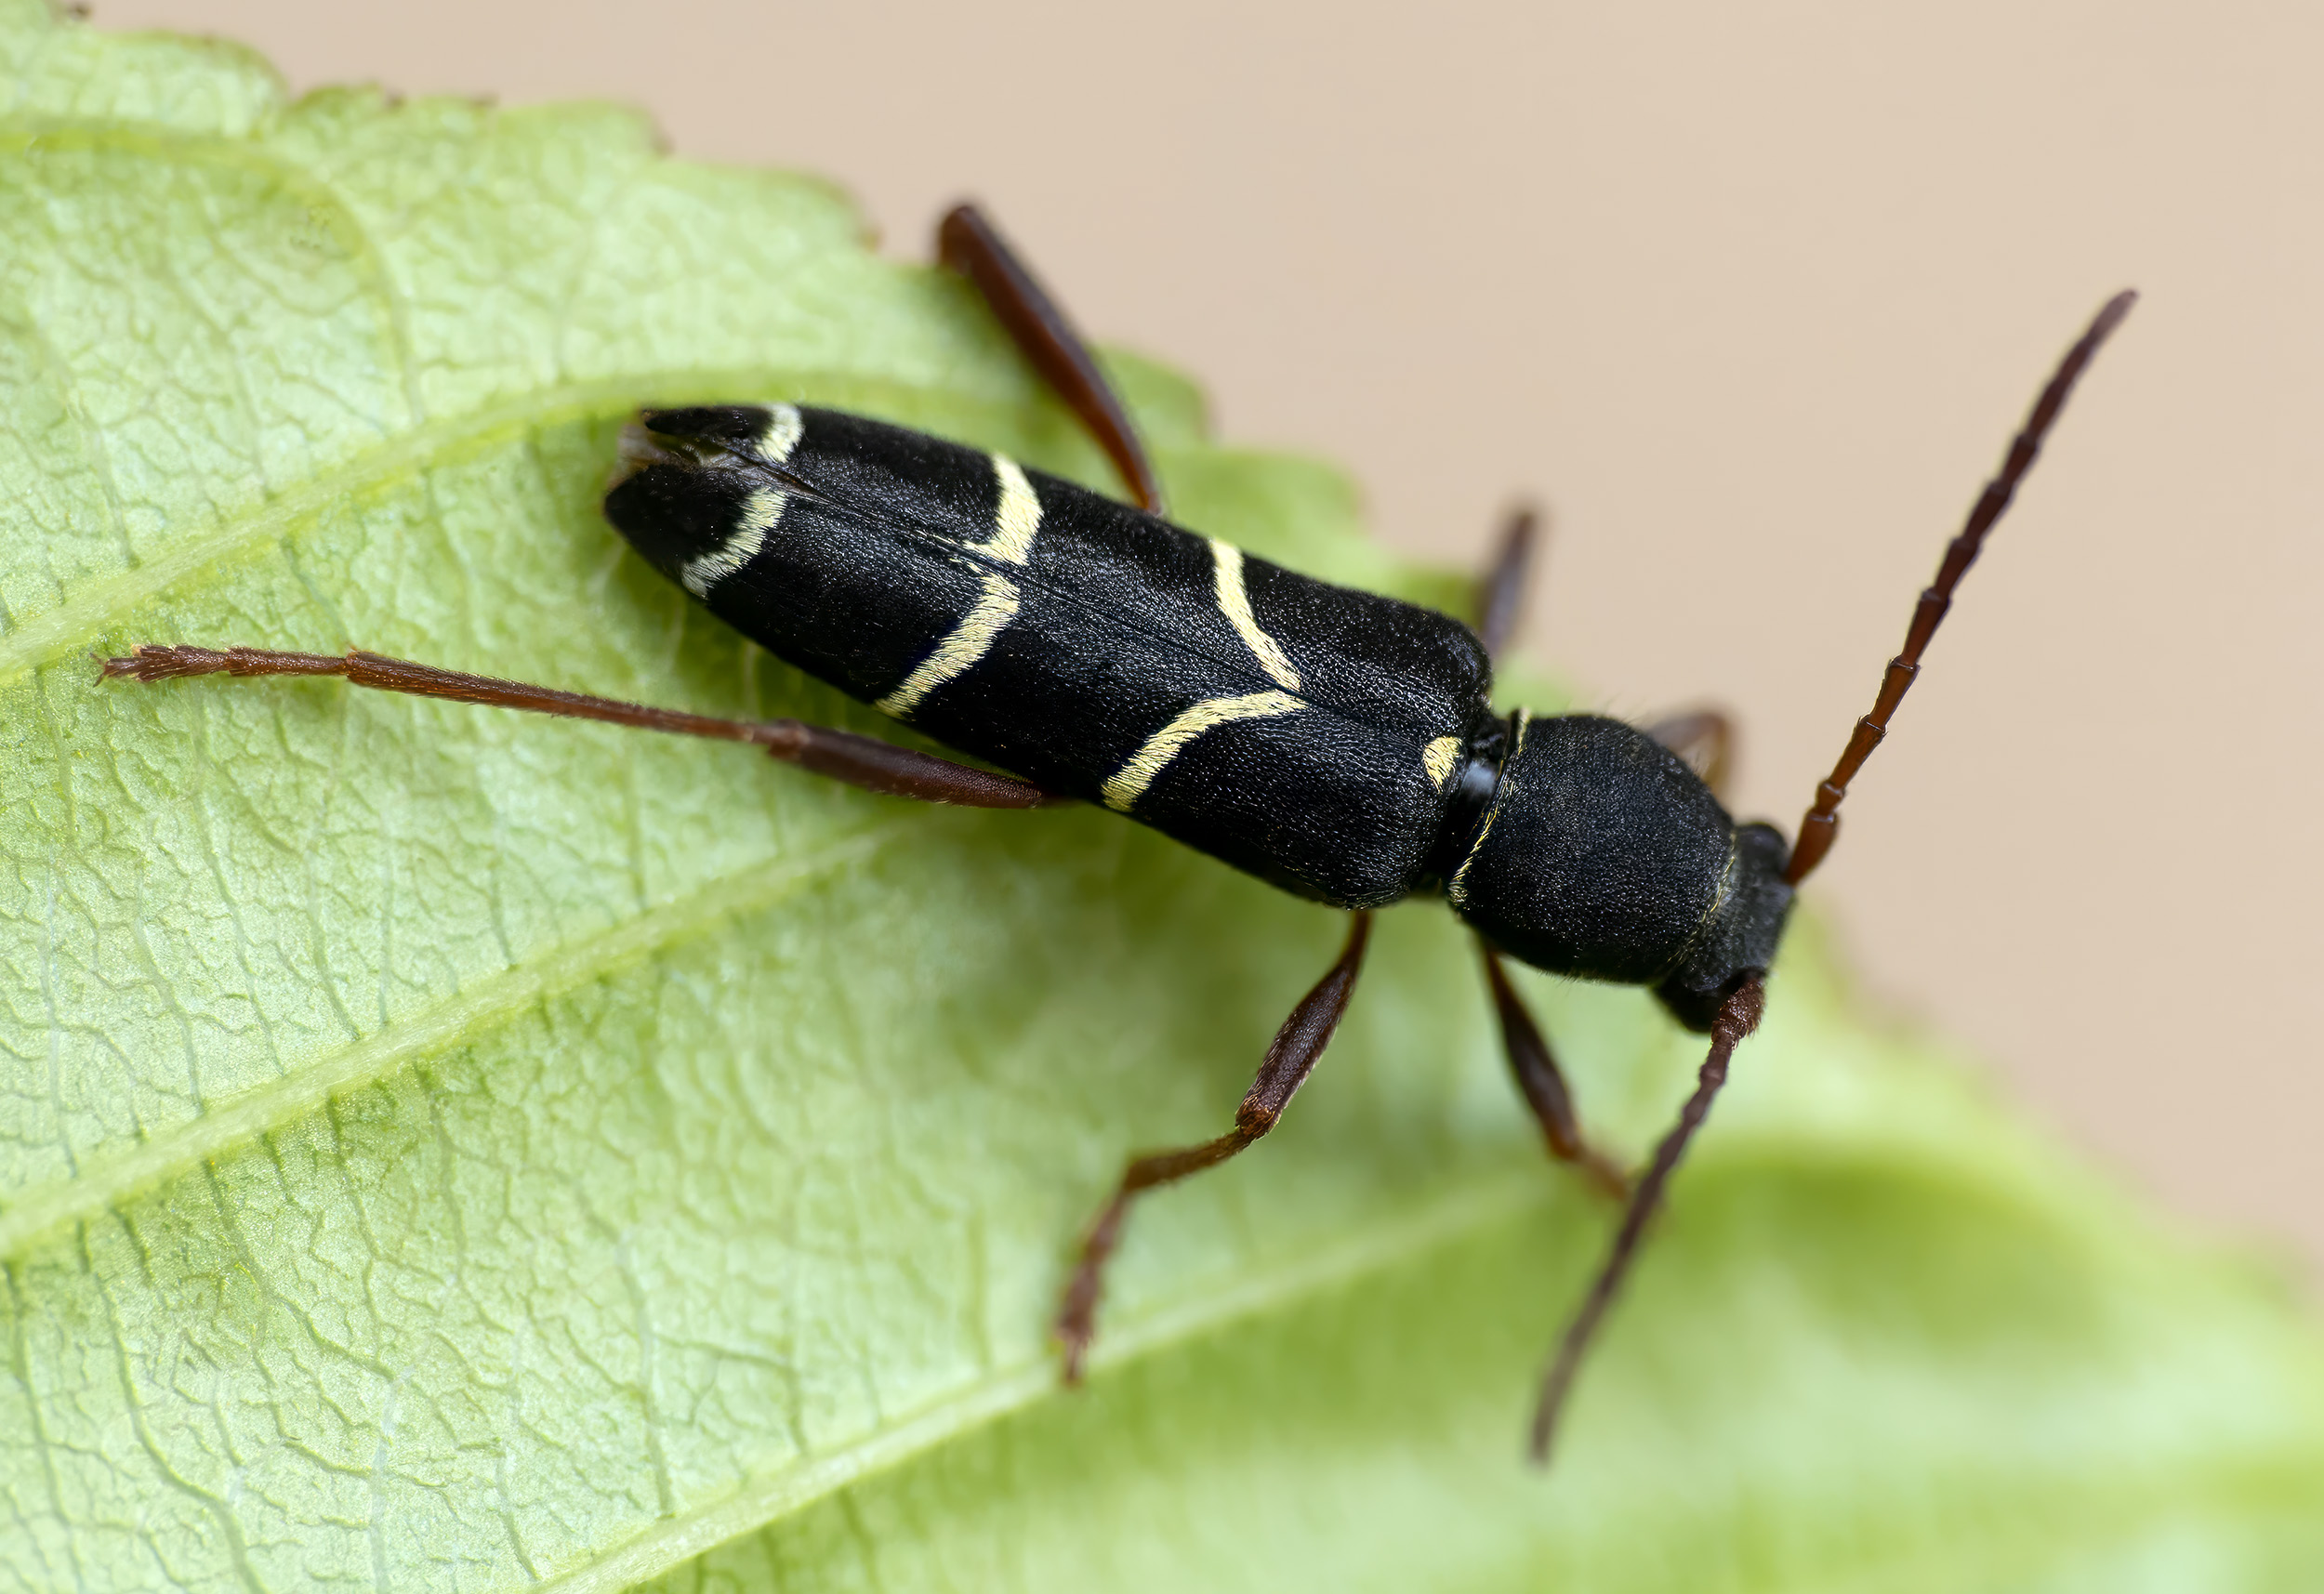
1,5,2319,1589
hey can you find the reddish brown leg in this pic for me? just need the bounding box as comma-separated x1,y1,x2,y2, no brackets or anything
1645,708,1736,802
1056,912,1373,1381
1479,942,1629,1199
937,204,1166,517
1530,977,1765,1465
1474,504,1541,664
100,645,1056,809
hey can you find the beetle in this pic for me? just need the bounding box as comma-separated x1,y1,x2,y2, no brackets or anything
104,204,2134,1463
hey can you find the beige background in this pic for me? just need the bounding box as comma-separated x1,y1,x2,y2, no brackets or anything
92,1,2324,1271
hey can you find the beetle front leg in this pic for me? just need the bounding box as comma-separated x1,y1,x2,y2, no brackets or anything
1479,941,1629,1198
1055,910,1372,1381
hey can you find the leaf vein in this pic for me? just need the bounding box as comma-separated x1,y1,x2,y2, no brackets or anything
530,1171,1553,1593
0,369,960,682
0,823,901,1263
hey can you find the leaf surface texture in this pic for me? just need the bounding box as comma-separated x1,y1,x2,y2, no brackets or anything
0,7,2319,1589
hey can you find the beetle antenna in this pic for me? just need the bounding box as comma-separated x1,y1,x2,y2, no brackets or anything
1529,975,1764,1465
1781,290,2137,887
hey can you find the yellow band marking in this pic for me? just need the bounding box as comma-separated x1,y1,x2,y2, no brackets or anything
1102,691,1305,813
680,487,786,598
1208,539,1301,691
754,403,805,465
1423,736,1461,790
1651,831,1742,983
971,454,1042,564
876,454,1044,718
876,573,1022,718
676,407,804,598
1447,710,1526,907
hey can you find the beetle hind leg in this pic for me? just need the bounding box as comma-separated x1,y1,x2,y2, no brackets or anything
937,203,1166,517
100,645,1058,809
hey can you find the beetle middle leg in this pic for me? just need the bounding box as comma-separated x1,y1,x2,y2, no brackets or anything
99,645,1056,808
1055,910,1372,1381
1474,504,1540,662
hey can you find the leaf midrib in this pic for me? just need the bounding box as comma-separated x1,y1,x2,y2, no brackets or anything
533,1168,1556,1594
532,1157,2324,1594
0,368,971,681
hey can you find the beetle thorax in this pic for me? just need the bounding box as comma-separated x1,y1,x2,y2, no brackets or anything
1446,713,1793,1032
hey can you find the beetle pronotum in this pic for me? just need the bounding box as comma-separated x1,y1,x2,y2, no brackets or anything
106,204,2133,1464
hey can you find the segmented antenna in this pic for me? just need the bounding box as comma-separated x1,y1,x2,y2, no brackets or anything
1783,290,2137,887
1530,976,1764,1464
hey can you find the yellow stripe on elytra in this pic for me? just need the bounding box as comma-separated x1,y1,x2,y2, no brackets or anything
680,487,786,598
1447,710,1526,907
971,454,1042,564
1423,735,1461,789
876,454,1044,719
877,573,1022,718
1208,539,1301,691
754,403,805,465
677,406,803,598
1102,691,1305,813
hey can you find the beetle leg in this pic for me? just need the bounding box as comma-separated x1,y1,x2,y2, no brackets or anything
99,644,1057,809
937,203,1166,517
1644,708,1737,802
1474,504,1541,665
1479,940,1629,1199
1055,911,1372,1382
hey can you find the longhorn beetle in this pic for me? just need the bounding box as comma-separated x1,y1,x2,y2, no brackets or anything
105,204,2136,1464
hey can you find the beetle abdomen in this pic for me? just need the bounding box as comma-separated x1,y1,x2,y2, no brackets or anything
605,404,1495,908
